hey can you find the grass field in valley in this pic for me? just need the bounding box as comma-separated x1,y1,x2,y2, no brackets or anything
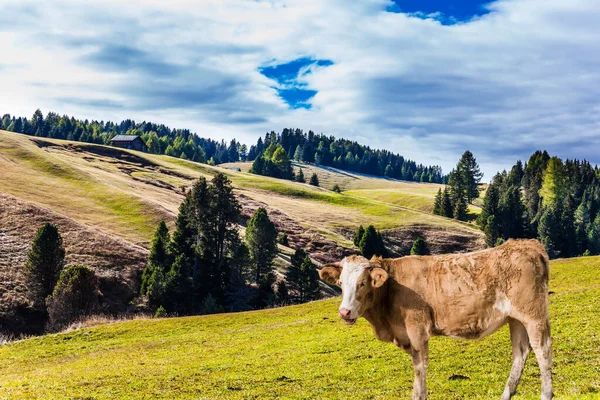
0,256,599,399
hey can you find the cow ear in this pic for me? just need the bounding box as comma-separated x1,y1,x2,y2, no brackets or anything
370,267,388,288
319,263,342,286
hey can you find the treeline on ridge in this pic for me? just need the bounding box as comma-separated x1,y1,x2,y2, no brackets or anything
248,129,446,183
0,109,246,165
1,111,446,185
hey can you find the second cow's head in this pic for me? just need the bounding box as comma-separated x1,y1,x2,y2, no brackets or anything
319,255,388,325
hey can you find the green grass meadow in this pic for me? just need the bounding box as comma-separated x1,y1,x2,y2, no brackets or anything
1,256,599,399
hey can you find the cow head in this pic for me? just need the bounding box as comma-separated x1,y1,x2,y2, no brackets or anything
319,255,389,325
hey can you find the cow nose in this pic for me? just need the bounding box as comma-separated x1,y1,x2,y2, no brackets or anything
339,308,351,319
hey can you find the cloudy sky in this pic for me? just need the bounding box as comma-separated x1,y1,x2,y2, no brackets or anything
1,0,599,179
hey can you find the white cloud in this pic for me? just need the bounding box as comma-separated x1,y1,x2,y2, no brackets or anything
1,0,600,178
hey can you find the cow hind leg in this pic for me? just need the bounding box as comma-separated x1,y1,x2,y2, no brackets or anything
501,318,530,400
524,319,553,400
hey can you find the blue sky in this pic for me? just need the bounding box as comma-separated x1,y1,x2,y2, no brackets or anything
1,0,600,179
386,0,490,22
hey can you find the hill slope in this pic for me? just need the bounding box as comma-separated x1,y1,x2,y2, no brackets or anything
0,130,483,255
1,256,599,399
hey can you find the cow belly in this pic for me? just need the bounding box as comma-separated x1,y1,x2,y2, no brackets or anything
433,296,510,340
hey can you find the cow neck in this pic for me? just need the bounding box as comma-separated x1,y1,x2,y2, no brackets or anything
362,278,394,337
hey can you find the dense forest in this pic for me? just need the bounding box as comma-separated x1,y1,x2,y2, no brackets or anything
478,151,600,258
0,109,245,165
139,174,321,316
248,128,446,183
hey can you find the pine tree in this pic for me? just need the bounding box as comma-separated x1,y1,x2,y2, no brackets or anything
484,215,501,247
410,237,428,255
442,188,453,217
286,251,320,303
433,188,443,215
477,182,500,231
203,173,240,303
500,186,527,240
169,194,195,277
538,207,560,258
458,151,483,203
453,195,468,222
245,208,278,285
588,214,600,255
309,173,319,186
359,225,385,259
293,145,303,161
161,255,194,315
46,265,100,330
276,281,289,305
297,256,321,302
25,223,66,307
539,157,567,209
353,225,365,247
141,221,171,296
296,168,305,183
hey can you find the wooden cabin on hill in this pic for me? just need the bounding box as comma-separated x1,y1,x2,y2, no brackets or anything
110,135,147,152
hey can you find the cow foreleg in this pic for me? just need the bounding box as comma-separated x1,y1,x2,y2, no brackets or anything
409,341,429,400
502,318,530,400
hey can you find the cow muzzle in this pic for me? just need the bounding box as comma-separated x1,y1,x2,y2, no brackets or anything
338,308,357,325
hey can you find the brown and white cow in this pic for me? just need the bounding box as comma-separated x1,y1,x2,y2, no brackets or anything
319,239,553,400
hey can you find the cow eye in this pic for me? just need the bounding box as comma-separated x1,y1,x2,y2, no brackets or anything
360,281,366,287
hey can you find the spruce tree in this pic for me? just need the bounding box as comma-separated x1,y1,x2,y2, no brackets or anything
539,157,567,209
458,151,483,203
477,182,500,231
298,256,321,302
500,186,527,240
538,207,560,258
588,214,600,255
296,168,305,183
46,265,99,330
204,173,240,302
353,225,365,247
410,237,427,255
245,207,278,284
453,195,468,222
433,188,443,215
286,251,320,303
162,255,194,315
293,145,303,161
309,173,319,186
484,215,501,247
26,223,66,307
141,221,171,296
276,281,289,305
169,194,195,277
359,225,385,259
442,188,453,217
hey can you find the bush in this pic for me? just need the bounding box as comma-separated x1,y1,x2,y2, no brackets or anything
46,265,100,331
332,184,342,193
278,233,289,246
154,305,167,318
410,237,428,255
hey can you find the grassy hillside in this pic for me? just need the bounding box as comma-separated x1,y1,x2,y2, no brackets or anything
0,130,482,251
1,256,599,399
